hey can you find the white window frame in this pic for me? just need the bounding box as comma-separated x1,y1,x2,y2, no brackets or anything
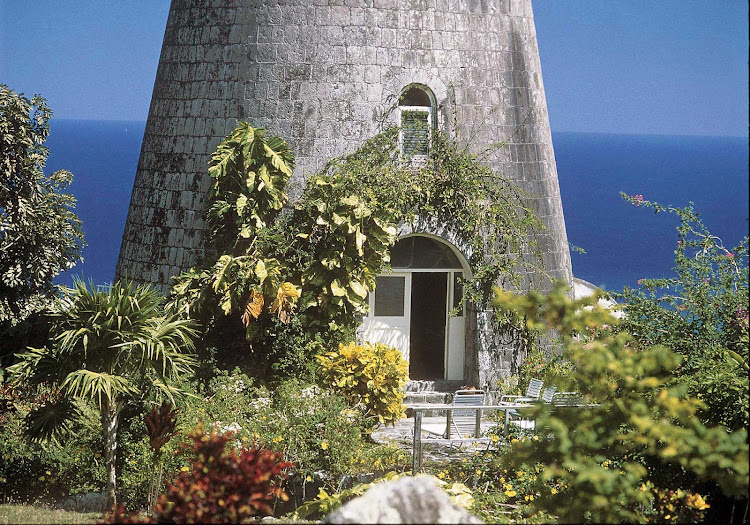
399,105,433,161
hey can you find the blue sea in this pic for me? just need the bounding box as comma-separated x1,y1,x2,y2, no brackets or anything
46,120,749,292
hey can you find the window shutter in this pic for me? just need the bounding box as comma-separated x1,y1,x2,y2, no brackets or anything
401,109,430,157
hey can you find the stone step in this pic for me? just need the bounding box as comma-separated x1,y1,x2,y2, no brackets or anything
404,391,451,405
405,379,465,393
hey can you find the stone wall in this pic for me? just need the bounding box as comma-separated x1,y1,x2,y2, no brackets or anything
115,0,572,389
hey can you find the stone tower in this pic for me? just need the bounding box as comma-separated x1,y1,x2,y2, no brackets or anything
116,0,572,389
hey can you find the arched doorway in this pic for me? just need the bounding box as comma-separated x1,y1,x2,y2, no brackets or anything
359,234,469,380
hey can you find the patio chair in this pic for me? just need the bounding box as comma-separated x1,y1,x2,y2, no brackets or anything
499,378,544,404
420,389,486,442
506,386,557,431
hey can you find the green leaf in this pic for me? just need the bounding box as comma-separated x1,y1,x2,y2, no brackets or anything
255,260,268,283
331,280,347,297
349,280,368,299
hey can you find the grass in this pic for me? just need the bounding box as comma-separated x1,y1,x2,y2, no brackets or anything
0,504,100,524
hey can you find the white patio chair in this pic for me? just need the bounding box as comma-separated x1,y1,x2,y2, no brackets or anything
420,389,486,444
506,386,557,431
499,378,544,404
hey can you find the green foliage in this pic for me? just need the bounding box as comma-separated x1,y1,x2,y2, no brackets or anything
162,370,407,494
0,384,105,503
7,279,198,509
106,427,292,524
169,122,541,380
155,426,292,522
206,121,294,254
614,195,749,431
492,281,749,523
516,347,575,396
0,85,84,370
316,342,408,429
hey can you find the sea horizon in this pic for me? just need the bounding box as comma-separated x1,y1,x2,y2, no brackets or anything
46,119,749,293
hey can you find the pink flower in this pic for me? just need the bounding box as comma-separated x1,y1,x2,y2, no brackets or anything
725,253,735,258
632,194,644,206
677,240,684,247
637,279,644,285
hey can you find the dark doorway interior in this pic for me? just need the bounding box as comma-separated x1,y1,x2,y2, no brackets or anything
409,272,447,380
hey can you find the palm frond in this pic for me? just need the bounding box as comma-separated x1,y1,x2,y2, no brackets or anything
61,369,136,409
25,398,81,444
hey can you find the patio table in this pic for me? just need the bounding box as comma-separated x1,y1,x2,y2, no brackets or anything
410,403,533,472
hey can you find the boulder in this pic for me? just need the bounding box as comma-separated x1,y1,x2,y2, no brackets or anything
323,475,482,524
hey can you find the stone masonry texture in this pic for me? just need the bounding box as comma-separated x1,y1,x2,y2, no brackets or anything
116,0,573,389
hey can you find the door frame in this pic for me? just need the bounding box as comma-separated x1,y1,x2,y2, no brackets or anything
359,234,471,381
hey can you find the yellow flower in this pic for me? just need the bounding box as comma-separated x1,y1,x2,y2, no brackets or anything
320,441,329,450
551,488,558,495
180,466,190,472
437,472,445,479
499,477,505,483
511,438,519,443
45,470,51,475
525,494,534,501
686,493,710,510
504,489,517,497
532,435,539,441
490,434,500,442
516,470,524,478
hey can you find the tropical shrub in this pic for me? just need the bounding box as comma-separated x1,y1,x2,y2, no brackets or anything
492,281,749,523
316,341,408,429
0,85,84,375
7,279,197,509
0,383,105,503
155,427,292,522
106,427,292,524
612,195,749,433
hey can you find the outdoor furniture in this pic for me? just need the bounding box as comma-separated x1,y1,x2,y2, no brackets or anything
499,378,544,403
505,386,557,431
411,402,532,471
551,392,585,406
421,389,486,440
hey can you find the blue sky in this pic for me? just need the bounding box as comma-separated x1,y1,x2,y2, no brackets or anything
1,0,747,137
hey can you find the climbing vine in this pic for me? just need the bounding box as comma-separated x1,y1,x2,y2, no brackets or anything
168,123,544,379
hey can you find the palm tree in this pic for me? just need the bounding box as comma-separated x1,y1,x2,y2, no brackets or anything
8,279,197,510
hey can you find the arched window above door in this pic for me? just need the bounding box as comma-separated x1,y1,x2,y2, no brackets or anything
390,235,462,269
399,85,435,158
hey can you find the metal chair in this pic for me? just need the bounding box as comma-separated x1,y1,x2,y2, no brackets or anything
499,378,544,403
506,386,557,431
421,389,486,442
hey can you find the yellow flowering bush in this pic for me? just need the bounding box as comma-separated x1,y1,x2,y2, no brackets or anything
316,341,408,428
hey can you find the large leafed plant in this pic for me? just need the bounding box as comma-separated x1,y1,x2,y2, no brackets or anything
169,123,542,379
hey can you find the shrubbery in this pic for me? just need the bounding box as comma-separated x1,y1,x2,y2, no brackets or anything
493,281,748,523
106,427,292,524
316,341,408,429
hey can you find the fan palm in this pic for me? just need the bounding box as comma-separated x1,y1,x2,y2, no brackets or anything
8,279,198,510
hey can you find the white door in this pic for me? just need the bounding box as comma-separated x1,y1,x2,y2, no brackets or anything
359,273,412,363
445,271,465,380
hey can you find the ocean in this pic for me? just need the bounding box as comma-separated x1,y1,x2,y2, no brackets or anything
46,120,749,292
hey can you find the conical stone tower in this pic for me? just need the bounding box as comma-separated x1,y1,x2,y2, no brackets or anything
116,0,572,389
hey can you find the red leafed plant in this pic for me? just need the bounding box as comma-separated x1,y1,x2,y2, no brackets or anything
144,402,179,511
103,425,292,524
154,425,293,523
